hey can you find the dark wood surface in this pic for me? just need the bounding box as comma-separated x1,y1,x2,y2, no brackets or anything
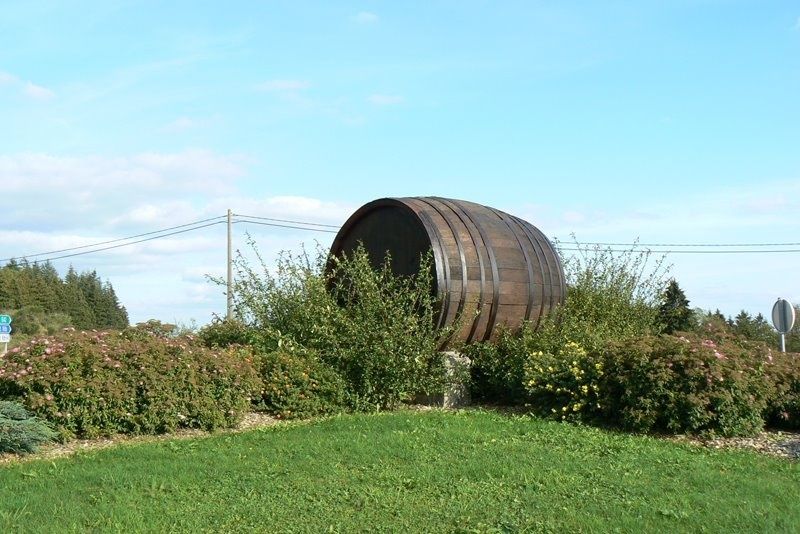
328,197,566,345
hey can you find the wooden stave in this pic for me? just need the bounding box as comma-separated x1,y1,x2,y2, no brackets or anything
328,197,566,344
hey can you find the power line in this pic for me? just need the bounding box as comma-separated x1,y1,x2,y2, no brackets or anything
561,241,800,248
233,212,341,228
25,221,226,264
234,218,339,234
558,247,800,254
3,214,340,265
0,215,226,263
8,209,800,265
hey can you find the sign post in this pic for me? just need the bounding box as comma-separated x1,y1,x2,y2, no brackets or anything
0,314,11,355
771,299,795,353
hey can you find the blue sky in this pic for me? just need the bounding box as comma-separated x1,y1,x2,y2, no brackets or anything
1,1,799,325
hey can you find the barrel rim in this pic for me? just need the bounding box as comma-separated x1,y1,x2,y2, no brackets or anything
327,198,447,314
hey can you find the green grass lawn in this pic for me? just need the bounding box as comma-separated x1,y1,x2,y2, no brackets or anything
1,410,798,533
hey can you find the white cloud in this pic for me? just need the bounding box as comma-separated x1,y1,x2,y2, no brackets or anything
0,150,353,325
163,117,200,132
23,81,55,100
204,195,353,230
0,71,54,100
368,94,405,106
0,150,244,194
0,71,18,85
561,210,586,224
0,150,246,236
520,179,800,243
512,178,800,320
353,11,379,24
256,79,311,91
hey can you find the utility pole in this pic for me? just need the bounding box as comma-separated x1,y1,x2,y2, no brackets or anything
227,208,233,320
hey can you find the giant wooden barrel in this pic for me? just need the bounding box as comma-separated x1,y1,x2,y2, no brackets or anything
329,197,566,345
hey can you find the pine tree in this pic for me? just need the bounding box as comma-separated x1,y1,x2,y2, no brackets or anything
733,310,754,338
658,279,693,334
62,267,95,329
0,263,129,332
98,281,129,329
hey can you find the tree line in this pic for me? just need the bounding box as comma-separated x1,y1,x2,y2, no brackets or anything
0,260,128,335
658,279,800,351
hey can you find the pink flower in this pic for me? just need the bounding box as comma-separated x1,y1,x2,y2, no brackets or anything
701,339,716,348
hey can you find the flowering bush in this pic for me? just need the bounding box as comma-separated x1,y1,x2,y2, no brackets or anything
468,242,667,403
521,334,771,437
0,329,261,439
523,341,604,422
255,348,347,419
763,351,800,430
198,318,253,348
596,334,770,436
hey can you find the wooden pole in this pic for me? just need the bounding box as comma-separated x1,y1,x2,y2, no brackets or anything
227,209,233,320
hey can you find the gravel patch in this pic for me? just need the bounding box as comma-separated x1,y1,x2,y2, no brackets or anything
669,430,800,460
0,412,279,465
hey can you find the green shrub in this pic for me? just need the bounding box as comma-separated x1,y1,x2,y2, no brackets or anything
522,334,770,436
198,318,253,348
225,241,447,411
764,351,800,429
255,348,347,419
0,329,261,439
465,327,530,404
8,305,72,336
129,319,180,339
530,241,668,355
523,341,604,422
468,242,668,403
0,400,57,454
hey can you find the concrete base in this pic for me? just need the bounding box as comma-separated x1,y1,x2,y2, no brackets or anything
414,352,471,409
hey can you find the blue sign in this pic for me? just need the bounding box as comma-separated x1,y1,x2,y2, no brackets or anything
0,315,10,325
0,324,10,334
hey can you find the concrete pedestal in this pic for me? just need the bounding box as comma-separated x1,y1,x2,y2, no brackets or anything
414,352,471,409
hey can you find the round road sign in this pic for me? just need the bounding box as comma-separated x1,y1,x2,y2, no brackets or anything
772,298,796,334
